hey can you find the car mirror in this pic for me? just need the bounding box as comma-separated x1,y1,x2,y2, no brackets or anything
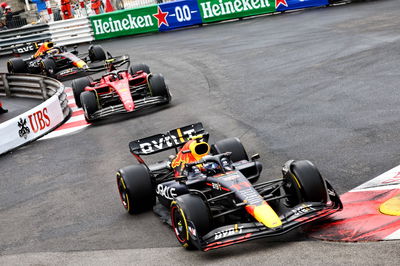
175,175,188,183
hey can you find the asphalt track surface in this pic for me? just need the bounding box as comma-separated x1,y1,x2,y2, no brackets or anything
1,0,400,264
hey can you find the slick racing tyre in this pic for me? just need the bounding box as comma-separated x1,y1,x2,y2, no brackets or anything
80,91,98,122
284,160,328,206
213,137,249,162
116,165,155,214
41,58,57,76
129,63,151,75
89,45,106,61
171,194,210,250
7,58,27,73
148,74,171,103
72,77,92,108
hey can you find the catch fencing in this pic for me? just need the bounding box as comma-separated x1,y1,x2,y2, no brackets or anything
0,24,51,56
48,17,94,46
0,73,70,155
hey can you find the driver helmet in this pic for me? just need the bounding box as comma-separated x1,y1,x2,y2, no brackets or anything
188,140,210,161
204,162,221,175
47,48,59,55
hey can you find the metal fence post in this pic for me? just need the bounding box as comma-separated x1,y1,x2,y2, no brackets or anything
1,74,11,97
38,77,48,100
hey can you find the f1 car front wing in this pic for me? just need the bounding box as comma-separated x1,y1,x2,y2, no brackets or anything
196,189,342,251
88,96,168,120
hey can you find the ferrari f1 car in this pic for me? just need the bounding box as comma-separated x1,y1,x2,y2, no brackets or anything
72,63,171,122
6,41,129,80
116,123,343,251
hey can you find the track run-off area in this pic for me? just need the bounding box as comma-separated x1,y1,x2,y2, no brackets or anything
1,0,400,264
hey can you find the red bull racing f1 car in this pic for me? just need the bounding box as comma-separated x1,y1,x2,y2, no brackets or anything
116,123,343,251
72,63,171,122
6,41,129,80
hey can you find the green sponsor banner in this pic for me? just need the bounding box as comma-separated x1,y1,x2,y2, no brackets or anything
198,0,275,23
90,6,159,40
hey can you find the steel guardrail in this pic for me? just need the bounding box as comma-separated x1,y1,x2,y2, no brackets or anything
0,24,51,56
0,73,70,155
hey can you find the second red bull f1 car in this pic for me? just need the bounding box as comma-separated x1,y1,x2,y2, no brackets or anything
7,41,129,80
116,123,343,251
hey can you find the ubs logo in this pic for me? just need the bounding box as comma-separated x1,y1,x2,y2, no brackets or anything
18,118,30,139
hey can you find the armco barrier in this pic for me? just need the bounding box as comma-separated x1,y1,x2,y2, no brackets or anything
0,73,70,155
89,0,330,40
48,17,94,47
0,24,51,56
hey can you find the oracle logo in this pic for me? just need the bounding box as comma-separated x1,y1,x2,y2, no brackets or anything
28,108,51,133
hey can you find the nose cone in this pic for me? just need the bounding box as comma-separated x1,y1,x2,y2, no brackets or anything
246,203,282,228
125,101,134,112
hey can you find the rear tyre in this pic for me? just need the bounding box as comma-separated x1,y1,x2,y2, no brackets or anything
41,58,57,76
129,63,151,75
285,160,328,206
7,58,27,73
116,165,155,214
80,91,98,122
171,194,210,250
148,74,171,103
72,77,92,108
89,45,106,61
213,137,249,162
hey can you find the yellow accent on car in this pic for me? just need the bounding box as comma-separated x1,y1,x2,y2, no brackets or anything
75,60,87,69
379,193,400,216
253,204,282,228
125,193,130,212
177,128,184,143
179,207,189,242
120,177,126,190
291,173,301,189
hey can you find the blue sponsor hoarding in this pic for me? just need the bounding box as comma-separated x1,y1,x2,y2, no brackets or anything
157,0,203,32
276,0,329,12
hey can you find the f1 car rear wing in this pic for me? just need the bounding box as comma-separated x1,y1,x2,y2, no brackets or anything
129,122,208,155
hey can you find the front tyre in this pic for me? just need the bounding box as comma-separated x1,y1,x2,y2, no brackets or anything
148,73,171,103
41,58,57,76
129,63,150,75
171,194,210,250
72,76,92,108
80,91,98,122
284,160,328,206
116,165,155,214
213,137,249,162
89,45,106,62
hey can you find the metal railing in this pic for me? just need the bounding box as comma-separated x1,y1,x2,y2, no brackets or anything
0,73,70,155
0,24,51,56
0,73,69,113
48,17,94,46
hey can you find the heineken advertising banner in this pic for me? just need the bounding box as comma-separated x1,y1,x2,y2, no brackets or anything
275,0,328,12
90,0,332,40
198,0,275,23
157,0,203,32
91,6,159,40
